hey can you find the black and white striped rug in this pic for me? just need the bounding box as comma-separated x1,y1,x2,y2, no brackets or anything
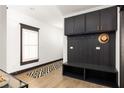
27,61,62,79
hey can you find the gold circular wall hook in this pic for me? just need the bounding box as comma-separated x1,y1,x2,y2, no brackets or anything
98,33,109,44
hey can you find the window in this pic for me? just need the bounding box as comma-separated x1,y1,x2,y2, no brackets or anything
20,23,39,65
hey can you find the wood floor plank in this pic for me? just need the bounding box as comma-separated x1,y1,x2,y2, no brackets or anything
14,61,109,88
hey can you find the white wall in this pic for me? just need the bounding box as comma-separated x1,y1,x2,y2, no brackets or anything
63,36,67,63
7,9,63,73
116,7,120,87
0,5,7,71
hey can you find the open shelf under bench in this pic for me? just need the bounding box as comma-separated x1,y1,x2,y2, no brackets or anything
63,63,118,87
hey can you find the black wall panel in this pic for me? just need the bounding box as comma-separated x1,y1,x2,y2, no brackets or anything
68,36,87,65
68,33,115,69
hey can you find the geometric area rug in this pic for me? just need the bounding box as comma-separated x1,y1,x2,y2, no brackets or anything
27,61,62,79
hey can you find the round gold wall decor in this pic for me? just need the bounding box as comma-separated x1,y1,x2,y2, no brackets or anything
98,33,109,44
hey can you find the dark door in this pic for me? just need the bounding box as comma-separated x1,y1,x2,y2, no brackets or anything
86,11,100,33
74,14,85,34
120,9,124,88
64,17,74,35
100,7,117,32
68,36,87,67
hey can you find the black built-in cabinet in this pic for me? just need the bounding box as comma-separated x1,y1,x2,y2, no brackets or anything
65,6,117,35
64,6,117,87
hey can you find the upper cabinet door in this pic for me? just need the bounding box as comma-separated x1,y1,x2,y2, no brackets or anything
100,7,117,31
64,17,74,35
73,14,85,34
86,11,100,33
65,14,85,35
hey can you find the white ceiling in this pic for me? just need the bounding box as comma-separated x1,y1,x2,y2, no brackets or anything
8,5,103,29
57,5,100,16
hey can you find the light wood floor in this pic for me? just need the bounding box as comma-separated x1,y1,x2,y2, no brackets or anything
15,61,108,88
